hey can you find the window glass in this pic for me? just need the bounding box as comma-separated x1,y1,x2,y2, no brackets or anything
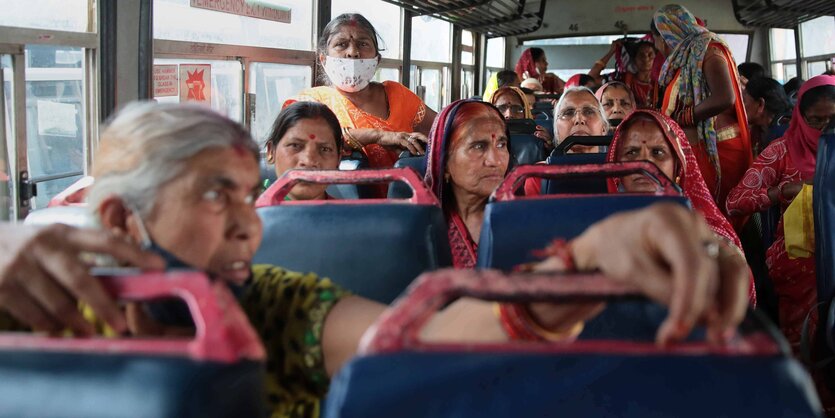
0,0,89,32
784,64,798,82
770,28,797,61
461,69,474,99
331,0,402,59
552,69,591,83
463,31,474,47
154,0,313,51
374,67,400,83
24,46,86,208
809,61,828,77
717,34,749,64
420,68,443,111
249,63,311,145
800,16,835,58
462,51,474,66
0,55,11,220
524,35,622,46
411,16,451,62
486,38,505,68
33,174,83,209
771,63,785,84
153,58,243,122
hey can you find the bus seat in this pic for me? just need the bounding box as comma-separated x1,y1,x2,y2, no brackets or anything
533,118,553,138
542,152,608,195
24,206,96,228
478,163,688,271
0,271,266,418
326,270,821,418
510,134,545,165
254,169,452,303
261,152,372,200
814,126,835,350
388,152,427,199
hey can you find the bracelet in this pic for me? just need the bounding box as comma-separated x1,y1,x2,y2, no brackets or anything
595,59,606,67
532,239,576,271
342,127,364,151
675,105,695,127
495,303,584,342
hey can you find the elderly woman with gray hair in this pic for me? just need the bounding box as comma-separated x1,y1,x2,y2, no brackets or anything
0,102,749,418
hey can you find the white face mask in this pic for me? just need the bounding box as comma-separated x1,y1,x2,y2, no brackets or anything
323,56,379,93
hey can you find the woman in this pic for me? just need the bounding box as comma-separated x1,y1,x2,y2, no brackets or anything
737,62,765,88
651,4,752,224
524,87,611,196
589,39,659,109
257,102,342,206
742,77,793,154
491,86,553,146
515,47,565,94
607,109,756,303
564,74,597,90
482,70,521,102
0,102,749,417
595,81,637,125
286,13,434,195
727,75,835,354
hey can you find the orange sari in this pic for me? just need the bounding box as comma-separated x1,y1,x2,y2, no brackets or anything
286,81,427,169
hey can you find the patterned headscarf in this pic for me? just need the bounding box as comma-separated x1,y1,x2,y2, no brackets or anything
490,86,533,119
785,75,835,179
515,49,540,81
653,4,732,179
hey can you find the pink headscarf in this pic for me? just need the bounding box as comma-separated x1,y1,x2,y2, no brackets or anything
785,75,835,179
595,81,637,105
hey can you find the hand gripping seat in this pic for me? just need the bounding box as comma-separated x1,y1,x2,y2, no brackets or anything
325,270,822,418
0,271,266,418
254,168,452,303
478,162,688,271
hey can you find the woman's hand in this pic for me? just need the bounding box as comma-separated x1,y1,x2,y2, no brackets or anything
378,131,427,156
0,223,165,335
534,125,554,149
569,203,749,346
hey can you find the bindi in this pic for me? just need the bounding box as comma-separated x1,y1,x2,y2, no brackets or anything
491,134,497,139
309,134,316,140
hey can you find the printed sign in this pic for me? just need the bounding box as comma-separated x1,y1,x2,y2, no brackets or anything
190,0,291,24
179,64,212,103
153,65,178,97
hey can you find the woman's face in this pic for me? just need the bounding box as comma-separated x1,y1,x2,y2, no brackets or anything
268,117,341,200
803,97,835,131
652,32,669,57
141,147,263,284
494,92,526,120
742,89,766,126
555,91,607,152
535,54,549,74
601,86,635,121
323,24,378,59
635,44,656,73
617,119,677,193
446,114,510,201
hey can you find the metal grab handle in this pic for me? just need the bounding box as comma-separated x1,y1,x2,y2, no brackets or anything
359,269,780,357
271,168,439,205
0,271,265,363
493,161,681,201
553,135,613,155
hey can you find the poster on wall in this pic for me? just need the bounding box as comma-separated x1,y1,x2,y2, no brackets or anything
153,65,178,97
190,0,291,24
179,64,212,103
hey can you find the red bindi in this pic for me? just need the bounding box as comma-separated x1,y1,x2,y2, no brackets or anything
309,134,316,140
491,134,496,139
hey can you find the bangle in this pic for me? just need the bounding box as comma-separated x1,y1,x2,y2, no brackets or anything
595,59,606,67
532,239,576,271
342,127,363,151
495,303,584,342
675,105,695,127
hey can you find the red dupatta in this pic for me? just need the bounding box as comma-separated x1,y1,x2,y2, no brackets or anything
784,75,835,179
605,110,755,303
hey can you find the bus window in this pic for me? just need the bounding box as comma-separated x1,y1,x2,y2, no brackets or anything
0,0,89,32
800,16,835,60
152,58,243,122
770,28,798,83
248,63,311,144
24,45,86,210
0,55,11,221
374,68,400,83
412,16,452,110
331,0,403,60
419,67,445,112
716,34,750,64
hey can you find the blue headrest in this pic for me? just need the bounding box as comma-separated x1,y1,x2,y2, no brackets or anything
543,152,608,195
254,204,452,303
477,194,690,270
511,134,545,166
814,128,835,335
327,155,372,199
388,157,427,199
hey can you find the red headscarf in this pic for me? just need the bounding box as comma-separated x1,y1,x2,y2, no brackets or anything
515,49,540,81
425,99,508,269
564,74,583,89
785,75,835,179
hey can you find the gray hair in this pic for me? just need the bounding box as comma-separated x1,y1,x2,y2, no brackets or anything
553,86,611,145
87,102,259,218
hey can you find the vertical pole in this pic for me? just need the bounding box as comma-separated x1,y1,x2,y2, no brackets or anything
450,26,462,102
401,10,413,88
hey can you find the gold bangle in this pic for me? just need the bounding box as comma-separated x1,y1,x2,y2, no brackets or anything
342,127,363,151
595,59,606,67
519,305,585,342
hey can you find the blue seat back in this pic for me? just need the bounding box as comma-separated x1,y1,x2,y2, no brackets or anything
261,152,371,200
254,169,451,303
543,152,608,194
388,156,427,199
814,127,835,349
510,134,545,165
478,163,688,270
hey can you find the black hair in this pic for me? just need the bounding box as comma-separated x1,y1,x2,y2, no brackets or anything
784,77,803,97
316,13,384,84
650,19,659,35
745,77,791,117
799,84,835,116
497,70,520,87
265,102,343,154
738,62,766,81
529,47,545,62
578,74,595,87
519,87,534,95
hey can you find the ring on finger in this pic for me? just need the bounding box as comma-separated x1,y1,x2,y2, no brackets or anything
702,240,720,259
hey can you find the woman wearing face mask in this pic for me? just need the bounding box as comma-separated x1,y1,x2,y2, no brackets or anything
285,14,435,197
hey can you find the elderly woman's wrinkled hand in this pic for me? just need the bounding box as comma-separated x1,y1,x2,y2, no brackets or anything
0,223,165,335
534,126,554,149
570,203,749,346
379,131,427,156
